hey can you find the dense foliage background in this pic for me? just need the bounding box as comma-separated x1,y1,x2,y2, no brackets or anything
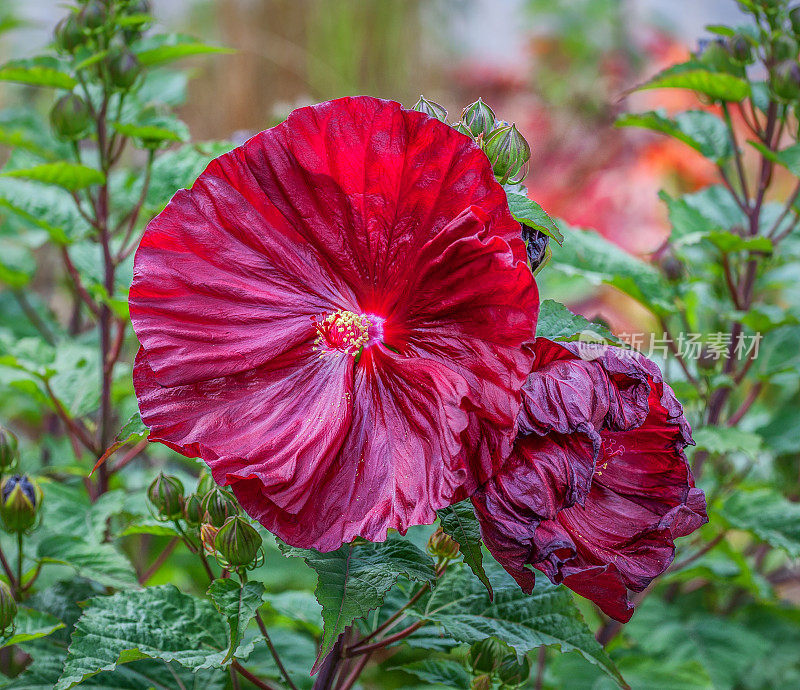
0,0,799,688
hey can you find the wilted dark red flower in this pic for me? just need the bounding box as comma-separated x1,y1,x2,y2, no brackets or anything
130,96,539,551
472,338,707,622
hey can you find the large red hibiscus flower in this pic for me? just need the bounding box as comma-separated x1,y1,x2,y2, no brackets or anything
130,96,539,551
472,338,707,621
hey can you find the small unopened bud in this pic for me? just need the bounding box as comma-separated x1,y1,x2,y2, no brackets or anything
482,123,531,183
498,654,531,686
412,95,448,122
147,473,184,520
108,50,141,90
657,250,685,282
214,516,262,567
774,35,799,62
200,486,239,527
469,637,506,673
183,494,203,526
0,427,19,469
471,674,492,690
78,1,106,30
0,580,16,636
694,37,733,73
521,224,550,272
451,121,475,138
0,475,42,532
791,6,800,36
50,94,92,140
200,522,219,554
771,60,800,100
727,35,752,64
196,470,215,496
54,14,84,53
427,527,460,560
460,98,496,139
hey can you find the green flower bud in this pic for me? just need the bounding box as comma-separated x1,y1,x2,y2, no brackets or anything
469,637,506,673
427,527,460,560
50,94,92,140
78,1,107,31
695,38,733,72
411,95,448,122
214,516,262,567
0,427,19,470
773,35,798,62
0,580,16,636
727,35,752,64
107,50,141,90
791,6,800,36
200,521,219,554
771,60,800,100
460,98,496,139
196,470,215,495
55,14,84,53
147,473,184,520
497,654,531,686
471,675,492,690
200,485,239,527
183,494,203,526
482,123,531,183
127,0,152,14
451,121,475,138
0,475,42,533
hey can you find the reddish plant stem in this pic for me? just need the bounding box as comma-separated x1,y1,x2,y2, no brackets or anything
61,247,101,317
0,547,16,590
358,581,431,645
534,646,547,690
231,661,281,690
42,378,98,455
345,620,425,658
111,438,149,474
255,611,298,690
313,636,344,690
138,537,179,584
727,383,763,427
336,652,372,690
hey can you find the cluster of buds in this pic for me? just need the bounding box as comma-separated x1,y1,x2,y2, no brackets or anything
411,96,532,185
147,470,263,570
0,474,43,533
468,638,531,688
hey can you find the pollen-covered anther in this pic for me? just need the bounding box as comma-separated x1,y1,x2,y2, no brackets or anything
313,310,371,356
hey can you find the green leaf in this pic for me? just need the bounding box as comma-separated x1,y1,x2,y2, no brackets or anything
37,535,139,589
437,500,492,597
718,488,800,557
635,61,750,101
3,163,105,192
263,590,322,633
535,299,618,342
0,608,64,649
112,118,189,144
55,585,231,689
705,231,773,253
280,536,437,671
399,658,471,687
506,191,564,243
0,177,87,244
692,426,762,457
748,140,800,177
134,34,234,67
93,413,148,473
553,224,674,313
207,579,264,662
410,561,625,687
617,110,732,162
146,142,233,209
0,57,76,89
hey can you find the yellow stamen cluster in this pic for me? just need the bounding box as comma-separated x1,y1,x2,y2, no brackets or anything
313,310,371,357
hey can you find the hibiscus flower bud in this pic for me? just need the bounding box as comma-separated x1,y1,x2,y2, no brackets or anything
791,6,800,36
460,98,496,139
50,94,92,140
771,60,800,100
727,35,752,64
0,580,16,636
470,674,492,690
497,654,531,686
78,1,106,31
411,95,448,122
657,250,685,282
451,121,475,138
200,485,239,527
214,516,262,567
200,522,219,553
54,14,84,53
427,527,460,560
183,494,203,526
482,124,531,183
108,50,141,90
774,35,799,62
694,38,733,73
0,475,42,533
147,473,184,520
196,470,215,496
469,638,506,673
0,426,19,470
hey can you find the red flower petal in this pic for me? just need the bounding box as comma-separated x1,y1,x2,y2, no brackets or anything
473,339,707,621
130,96,538,550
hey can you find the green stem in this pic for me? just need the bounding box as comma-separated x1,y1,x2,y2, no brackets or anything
15,532,23,599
